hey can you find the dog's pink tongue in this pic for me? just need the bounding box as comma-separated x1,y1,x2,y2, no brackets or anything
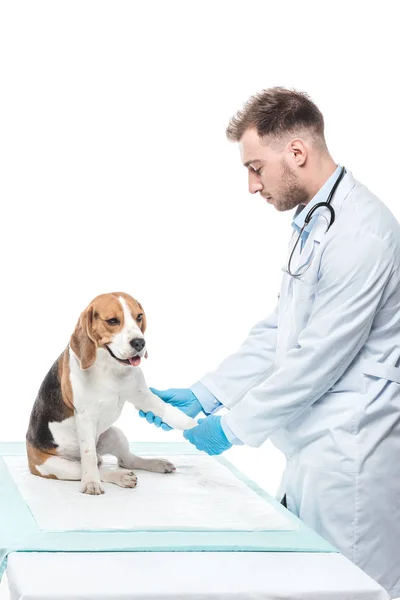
129,357,141,367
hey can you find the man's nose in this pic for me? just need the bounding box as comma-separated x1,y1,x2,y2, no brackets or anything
129,338,145,352
248,172,262,194
249,184,262,194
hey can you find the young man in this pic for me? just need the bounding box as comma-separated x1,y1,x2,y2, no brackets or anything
141,87,400,597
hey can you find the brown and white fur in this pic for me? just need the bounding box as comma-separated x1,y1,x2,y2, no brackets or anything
26,292,196,495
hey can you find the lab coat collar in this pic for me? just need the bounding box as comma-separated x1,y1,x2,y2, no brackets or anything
291,165,343,240
283,169,356,276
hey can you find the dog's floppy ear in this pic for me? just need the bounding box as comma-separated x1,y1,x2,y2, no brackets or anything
137,302,148,359
70,305,96,369
137,302,147,333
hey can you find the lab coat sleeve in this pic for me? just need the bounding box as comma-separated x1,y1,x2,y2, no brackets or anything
190,381,221,414
225,232,394,447
198,303,279,409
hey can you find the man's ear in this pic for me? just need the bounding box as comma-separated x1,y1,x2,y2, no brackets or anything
287,138,307,167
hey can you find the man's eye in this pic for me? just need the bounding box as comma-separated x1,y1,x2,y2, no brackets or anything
137,314,143,322
106,318,120,326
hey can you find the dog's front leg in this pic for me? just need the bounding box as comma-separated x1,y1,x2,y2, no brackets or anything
75,412,104,495
131,369,197,431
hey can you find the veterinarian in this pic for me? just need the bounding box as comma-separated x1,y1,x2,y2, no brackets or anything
140,87,400,597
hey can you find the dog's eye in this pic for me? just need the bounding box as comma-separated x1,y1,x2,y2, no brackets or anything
137,314,143,322
106,318,120,326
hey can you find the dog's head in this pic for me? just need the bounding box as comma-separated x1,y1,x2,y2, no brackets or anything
70,292,148,370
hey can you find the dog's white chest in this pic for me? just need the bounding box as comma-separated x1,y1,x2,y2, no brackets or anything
67,349,137,438
49,388,127,457
79,368,131,421
93,389,126,434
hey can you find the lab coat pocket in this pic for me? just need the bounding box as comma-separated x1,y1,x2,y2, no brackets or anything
282,233,321,279
288,239,319,280
291,241,320,294
291,277,318,332
292,276,318,300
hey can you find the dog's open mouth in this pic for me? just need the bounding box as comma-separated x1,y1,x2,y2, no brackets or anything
106,345,141,367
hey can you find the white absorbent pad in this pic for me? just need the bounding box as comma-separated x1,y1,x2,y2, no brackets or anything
4,453,295,533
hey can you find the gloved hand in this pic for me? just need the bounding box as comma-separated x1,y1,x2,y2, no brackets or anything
183,416,232,455
139,388,202,431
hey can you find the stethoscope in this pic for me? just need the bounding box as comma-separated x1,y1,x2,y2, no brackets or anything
286,166,346,278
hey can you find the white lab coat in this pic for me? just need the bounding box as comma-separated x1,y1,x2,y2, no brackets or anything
200,171,400,598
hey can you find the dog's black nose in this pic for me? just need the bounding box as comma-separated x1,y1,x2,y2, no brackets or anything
129,338,145,352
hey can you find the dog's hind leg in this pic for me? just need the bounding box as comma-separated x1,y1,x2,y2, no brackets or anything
30,454,82,481
97,426,176,473
30,450,136,492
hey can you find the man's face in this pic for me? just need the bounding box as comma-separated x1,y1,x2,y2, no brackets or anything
239,128,309,212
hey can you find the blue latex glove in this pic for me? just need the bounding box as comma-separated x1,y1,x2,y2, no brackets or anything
183,416,232,455
138,388,202,431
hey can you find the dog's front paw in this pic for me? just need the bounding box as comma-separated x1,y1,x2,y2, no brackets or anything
80,479,104,495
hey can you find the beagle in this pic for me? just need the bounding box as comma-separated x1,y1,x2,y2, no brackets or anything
26,292,196,495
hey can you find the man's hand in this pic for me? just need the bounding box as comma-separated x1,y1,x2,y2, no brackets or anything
139,388,202,430
183,415,232,455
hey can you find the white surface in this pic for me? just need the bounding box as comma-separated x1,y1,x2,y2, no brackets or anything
4,552,390,600
1,9,399,583
0,574,9,600
4,454,293,532
0,4,398,599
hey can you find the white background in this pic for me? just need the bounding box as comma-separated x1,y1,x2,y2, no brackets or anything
0,0,399,495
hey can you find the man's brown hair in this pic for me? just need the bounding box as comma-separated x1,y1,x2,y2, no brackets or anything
226,87,325,145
